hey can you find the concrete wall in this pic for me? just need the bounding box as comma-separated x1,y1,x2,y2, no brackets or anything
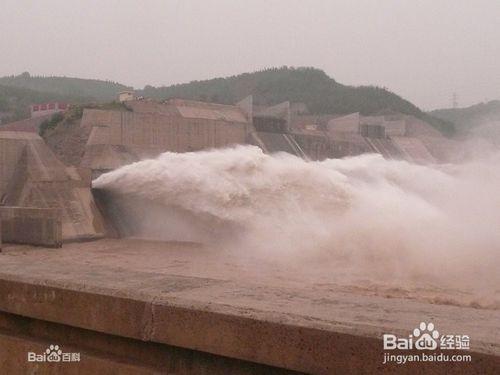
383,119,407,136
81,110,247,172
84,110,246,151
0,249,498,374
327,113,360,133
254,102,291,131
406,116,443,137
236,95,253,123
0,138,26,199
0,207,62,247
0,310,299,374
0,132,107,242
391,136,436,164
250,130,373,161
295,133,371,160
0,114,53,134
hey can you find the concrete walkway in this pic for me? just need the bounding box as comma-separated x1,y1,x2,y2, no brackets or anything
0,239,498,373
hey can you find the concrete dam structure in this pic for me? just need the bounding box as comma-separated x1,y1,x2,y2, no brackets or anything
1,97,497,374
0,97,457,244
0,131,105,242
81,100,249,177
47,97,455,183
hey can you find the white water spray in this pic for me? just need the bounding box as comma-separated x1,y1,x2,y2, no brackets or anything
93,145,500,305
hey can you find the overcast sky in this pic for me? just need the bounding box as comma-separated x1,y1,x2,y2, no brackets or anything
1,0,498,110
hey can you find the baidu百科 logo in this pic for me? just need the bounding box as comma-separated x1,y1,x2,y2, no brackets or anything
27,344,80,363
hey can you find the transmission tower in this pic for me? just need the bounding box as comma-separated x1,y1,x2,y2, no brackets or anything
452,92,458,108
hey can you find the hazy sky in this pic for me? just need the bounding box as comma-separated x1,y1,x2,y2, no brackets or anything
1,0,499,110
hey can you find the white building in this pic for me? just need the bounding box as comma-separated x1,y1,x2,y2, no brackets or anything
118,91,135,103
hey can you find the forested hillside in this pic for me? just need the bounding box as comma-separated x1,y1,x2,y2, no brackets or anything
139,67,453,134
1,68,454,134
0,84,80,122
430,100,500,133
0,72,131,102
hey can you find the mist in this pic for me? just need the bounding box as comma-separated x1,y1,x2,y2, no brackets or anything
93,145,500,308
2,0,500,109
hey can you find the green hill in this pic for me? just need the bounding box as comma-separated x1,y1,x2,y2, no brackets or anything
0,84,85,123
429,100,500,133
1,68,454,134
0,72,131,102
139,66,453,134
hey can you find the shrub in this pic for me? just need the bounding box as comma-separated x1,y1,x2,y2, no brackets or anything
39,112,64,136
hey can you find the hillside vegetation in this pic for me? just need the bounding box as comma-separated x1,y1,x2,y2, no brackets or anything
140,67,453,134
0,84,80,123
1,68,453,134
430,100,500,133
0,72,131,102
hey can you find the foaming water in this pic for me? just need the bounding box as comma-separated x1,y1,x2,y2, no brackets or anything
93,145,500,306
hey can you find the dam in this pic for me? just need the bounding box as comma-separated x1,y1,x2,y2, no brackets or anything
0,98,498,374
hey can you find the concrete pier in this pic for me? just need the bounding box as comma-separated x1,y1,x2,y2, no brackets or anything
0,207,62,247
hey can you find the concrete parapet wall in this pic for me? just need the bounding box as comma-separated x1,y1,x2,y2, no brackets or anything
0,240,498,373
81,109,248,172
326,112,360,133
0,207,62,247
0,311,292,374
0,274,497,374
84,110,247,151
